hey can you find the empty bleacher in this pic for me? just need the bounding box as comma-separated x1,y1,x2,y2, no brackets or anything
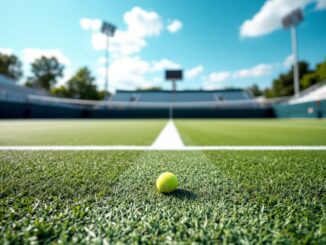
176,92,214,102
111,89,253,103
138,92,172,102
0,81,274,118
110,91,136,102
0,74,48,102
288,81,326,104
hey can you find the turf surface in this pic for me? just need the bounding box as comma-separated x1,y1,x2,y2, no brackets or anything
0,120,165,146
176,119,326,145
1,150,325,244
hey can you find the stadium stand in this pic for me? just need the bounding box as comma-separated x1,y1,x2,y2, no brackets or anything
0,75,83,118
273,81,326,118
111,89,253,102
110,91,138,102
288,81,326,104
1,76,324,118
0,74,48,102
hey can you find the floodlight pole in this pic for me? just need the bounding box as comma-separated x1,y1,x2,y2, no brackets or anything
172,80,177,92
170,80,177,120
282,8,303,97
101,21,116,100
169,102,173,119
104,35,110,95
291,26,300,97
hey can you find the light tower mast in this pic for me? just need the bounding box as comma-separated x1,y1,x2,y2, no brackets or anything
282,8,304,97
101,21,116,99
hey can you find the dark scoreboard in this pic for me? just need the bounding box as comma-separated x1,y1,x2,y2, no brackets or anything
165,70,183,81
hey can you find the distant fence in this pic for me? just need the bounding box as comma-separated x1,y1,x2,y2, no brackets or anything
273,99,326,118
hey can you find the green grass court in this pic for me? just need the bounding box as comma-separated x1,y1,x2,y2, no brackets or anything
0,119,325,243
0,120,166,146
176,119,326,145
0,119,325,146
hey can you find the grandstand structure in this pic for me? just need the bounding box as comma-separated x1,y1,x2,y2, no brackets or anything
111,89,253,102
288,81,326,104
0,74,325,118
0,74,48,102
274,81,326,118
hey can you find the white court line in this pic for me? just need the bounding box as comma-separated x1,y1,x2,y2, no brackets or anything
0,146,325,151
151,120,184,149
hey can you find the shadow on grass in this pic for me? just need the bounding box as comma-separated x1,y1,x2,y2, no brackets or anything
166,189,197,200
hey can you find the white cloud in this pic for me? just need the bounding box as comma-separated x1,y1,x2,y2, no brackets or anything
97,57,106,65
83,7,164,56
206,71,232,83
316,0,326,9
151,59,180,72
109,57,149,89
124,7,163,37
203,63,273,88
81,8,182,88
92,30,147,56
80,18,102,31
0,48,13,55
91,33,107,50
96,56,179,90
283,54,295,68
233,64,272,78
167,20,183,33
81,7,165,56
107,56,152,89
22,48,71,65
240,0,312,38
185,66,204,79
110,31,147,55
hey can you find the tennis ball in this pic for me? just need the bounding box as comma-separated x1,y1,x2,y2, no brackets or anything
156,172,178,193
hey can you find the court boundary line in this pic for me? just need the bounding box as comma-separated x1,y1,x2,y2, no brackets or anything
152,120,184,149
0,146,325,151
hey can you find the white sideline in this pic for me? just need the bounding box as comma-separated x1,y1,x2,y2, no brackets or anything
151,120,184,149
0,146,325,151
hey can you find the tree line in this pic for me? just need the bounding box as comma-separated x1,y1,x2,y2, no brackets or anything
1,51,325,99
0,52,105,100
248,59,326,97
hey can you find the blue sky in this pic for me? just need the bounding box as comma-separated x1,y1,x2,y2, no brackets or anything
1,0,326,91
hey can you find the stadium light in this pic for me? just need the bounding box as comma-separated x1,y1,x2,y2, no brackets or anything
282,8,304,97
101,21,116,99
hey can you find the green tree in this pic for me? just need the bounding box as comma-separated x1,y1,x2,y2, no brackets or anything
247,84,263,97
300,59,326,89
64,67,101,100
301,72,319,89
315,60,326,81
136,86,162,91
26,56,64,90
0,53,23,80
51,85,70,98
263,88,274,98
266,61,311,98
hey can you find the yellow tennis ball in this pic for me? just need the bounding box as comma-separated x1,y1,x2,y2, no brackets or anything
156,172,178,193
